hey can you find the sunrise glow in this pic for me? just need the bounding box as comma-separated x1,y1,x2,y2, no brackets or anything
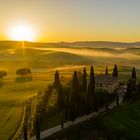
8,25,36,41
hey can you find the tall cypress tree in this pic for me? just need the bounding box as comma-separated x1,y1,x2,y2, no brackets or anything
72,71,79,91
82,68,87,114
89,66,95,97
116,92,119,106
57,84,65,128
88,66,95,111
126,79,132,100
35,116,40,140
131,67,136,80
24,126,28,140
69,71,79,121
86,84,92,114
57,84,63,111
105,67,108,75
54,70,60,89
82,67,87,92
112,64,118,77
131,67,136,90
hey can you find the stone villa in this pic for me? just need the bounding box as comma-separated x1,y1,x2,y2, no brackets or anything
95,74,118,93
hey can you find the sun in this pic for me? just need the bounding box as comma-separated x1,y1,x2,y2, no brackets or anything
8,25,36,41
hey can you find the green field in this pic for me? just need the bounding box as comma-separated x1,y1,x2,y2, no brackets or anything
0,41,140,139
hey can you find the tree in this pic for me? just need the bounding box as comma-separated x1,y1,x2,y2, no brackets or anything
126,79,132,100
77,70,82,87
88,66,95,111
57,84,65,128
57,84,63,111
82,68,87,92
35,116,40,140
86,84,92,114
24,126,28,140
131,67,136,80
54,70,61,89
89,66,95,97
105,92,108,111
16,68,31,78
0,71,7,79
69,71,79,121
116,92,119,106
131,67,136,90
105,67,108,75
112,64,118,77
72,71,79,91
69,87,76,121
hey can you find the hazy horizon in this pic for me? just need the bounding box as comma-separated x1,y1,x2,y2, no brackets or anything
0,40,140,44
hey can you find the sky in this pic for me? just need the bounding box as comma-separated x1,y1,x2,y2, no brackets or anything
0,0,140,42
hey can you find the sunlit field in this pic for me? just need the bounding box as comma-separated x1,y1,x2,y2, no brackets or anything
0,41,140,139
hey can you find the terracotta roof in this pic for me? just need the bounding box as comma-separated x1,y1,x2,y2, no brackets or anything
95,74,118,85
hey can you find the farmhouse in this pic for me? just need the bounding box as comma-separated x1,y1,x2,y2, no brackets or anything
95,74,118,93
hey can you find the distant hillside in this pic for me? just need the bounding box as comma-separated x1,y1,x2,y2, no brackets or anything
0,41,140,49
59,41,140,47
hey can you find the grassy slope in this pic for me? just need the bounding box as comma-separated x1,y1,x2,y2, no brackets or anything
46,95,140,140
0,76,50,139
0,42,140,139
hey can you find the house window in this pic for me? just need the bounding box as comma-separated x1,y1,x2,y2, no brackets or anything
100,84,102,87
97,83,99,87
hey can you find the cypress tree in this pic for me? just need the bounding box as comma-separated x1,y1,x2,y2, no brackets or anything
35,116,40,140
54,70,60,89
126,79,132,100
69,87,76,121
112,64,118,77
131,67,136,90
82,68,87,114
105,67,109,75
77,70,82,87
57,84,65,128
105,93,108,111
86,84,92,114
116,93,119,106
72,71,79,91
131,67,136,80
57,84,63,111
82,67,87,92
89,66,95,97
69,71,79,121
88,66,95,111
24,126,28,140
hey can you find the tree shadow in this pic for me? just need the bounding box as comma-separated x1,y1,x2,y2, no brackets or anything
15,77,32,83
0,80,5,88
